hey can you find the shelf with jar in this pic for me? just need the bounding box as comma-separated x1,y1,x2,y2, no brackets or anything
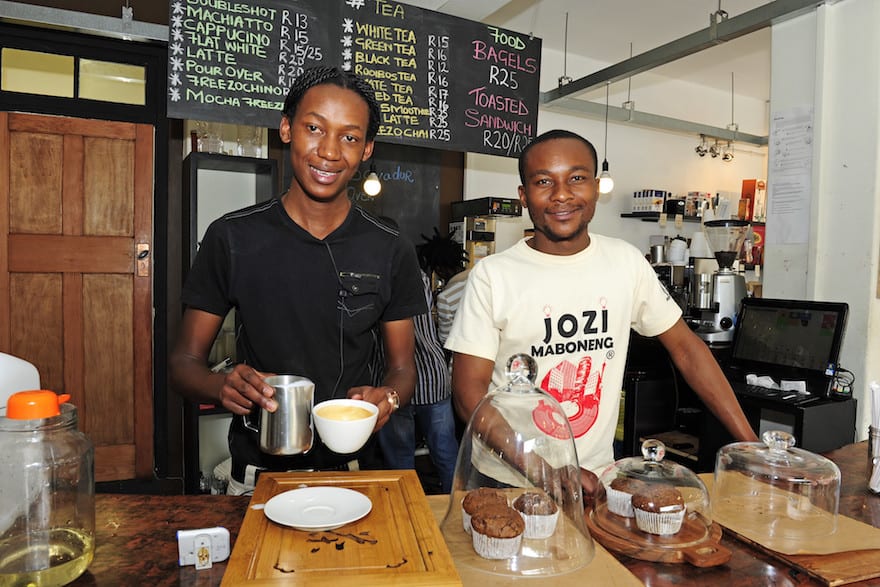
620,211,764,227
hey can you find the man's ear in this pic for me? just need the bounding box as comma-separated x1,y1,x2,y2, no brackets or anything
361,140,375,162
279,116,292,144
518,185,528,208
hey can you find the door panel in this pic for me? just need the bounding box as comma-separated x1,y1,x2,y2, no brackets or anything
9,273,64,390
9,131,63,234
83,273,134,443
84,137,134,236
0,111,154,481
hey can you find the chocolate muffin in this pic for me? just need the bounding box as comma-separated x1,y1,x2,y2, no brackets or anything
605,477,647,518
470,504,525,559
632,486,686,535
513,491,559,539
461,488,508,534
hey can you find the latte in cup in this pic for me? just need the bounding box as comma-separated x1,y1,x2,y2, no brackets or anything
316,404,373,421
312,399,379,454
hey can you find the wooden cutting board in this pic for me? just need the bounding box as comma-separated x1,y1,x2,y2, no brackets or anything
721,528,880,586
702,473,880,585
222,470,460,586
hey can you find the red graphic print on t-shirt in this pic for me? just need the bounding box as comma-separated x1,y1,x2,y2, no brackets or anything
533,356,605,438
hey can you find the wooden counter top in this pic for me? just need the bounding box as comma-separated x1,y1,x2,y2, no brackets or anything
70,441,880,586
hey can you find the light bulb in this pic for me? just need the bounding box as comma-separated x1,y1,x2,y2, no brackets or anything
598,159,614,194
722,141,735,162
363,169,381,196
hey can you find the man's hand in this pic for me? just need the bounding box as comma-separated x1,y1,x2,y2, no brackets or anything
217,364,276,415
579,467,600,511
348,385,398,431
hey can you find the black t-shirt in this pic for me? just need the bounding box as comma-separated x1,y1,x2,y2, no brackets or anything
182,198,426,476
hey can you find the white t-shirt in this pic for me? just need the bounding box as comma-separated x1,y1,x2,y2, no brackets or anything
446,235,681,474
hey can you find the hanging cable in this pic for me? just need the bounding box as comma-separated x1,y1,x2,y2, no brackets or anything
558,13,572,87
598,82,614,194
723,72,737,161
730,72,735,125
625,42,633,104
622,42,635,118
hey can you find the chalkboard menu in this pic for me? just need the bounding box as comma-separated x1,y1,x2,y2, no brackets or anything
167,0,541,157
281,142,442,246
348,146,441,247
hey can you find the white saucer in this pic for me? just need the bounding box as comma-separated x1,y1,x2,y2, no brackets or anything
263,486,372,531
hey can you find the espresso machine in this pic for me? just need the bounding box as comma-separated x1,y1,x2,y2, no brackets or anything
694,219,750,345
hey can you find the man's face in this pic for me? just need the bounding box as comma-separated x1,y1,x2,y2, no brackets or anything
279,84,374,203
518,137,599,255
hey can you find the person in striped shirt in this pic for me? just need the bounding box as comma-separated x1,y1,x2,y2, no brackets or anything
374,226,465,492
436,267,470,346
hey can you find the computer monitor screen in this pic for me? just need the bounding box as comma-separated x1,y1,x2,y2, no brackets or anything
731,298,848,374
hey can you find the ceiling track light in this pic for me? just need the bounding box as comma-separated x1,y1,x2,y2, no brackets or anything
695,134,708,157
598,82,614,194
694,72,737,162
722,140,735,162
724,72,738,161
363,162,382,196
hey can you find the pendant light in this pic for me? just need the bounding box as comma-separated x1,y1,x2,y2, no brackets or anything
362,162,382,196
598,82,614,194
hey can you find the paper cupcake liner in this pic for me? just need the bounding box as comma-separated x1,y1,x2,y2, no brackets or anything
605,485,635,518
518,509,559,539
462,507,473,534
471,530,523,559
634,508,685,535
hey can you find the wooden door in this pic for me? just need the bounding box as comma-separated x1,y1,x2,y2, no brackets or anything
0,112,154,482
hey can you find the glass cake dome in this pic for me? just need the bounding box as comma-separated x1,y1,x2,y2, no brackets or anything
712,430,840,544
589,439,730,567
440,354,594,577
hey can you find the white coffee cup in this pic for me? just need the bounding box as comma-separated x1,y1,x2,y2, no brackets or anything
312,399,378,454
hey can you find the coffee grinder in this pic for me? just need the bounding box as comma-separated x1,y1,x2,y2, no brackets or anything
694,219,750,345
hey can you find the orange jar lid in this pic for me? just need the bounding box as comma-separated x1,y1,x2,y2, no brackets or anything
6,390,71,419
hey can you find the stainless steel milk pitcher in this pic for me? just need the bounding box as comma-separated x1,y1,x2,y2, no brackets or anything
244,375,314,455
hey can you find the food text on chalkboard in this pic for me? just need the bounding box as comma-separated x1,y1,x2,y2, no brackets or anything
167,0,541,157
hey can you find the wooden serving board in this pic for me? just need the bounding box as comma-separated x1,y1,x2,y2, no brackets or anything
720,527,880,586
701,472,880,585
222,470,460,586
586,503,731,567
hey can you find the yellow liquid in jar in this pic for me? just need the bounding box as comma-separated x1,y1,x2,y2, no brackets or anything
316,405,373,421
0,528,94,587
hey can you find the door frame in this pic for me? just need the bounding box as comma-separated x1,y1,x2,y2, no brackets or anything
0,22,177,487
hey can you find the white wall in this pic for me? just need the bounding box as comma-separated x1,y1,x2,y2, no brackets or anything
765,0,880,440
762,15,817,298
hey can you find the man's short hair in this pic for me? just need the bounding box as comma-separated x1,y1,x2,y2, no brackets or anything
282,66,381,142
518,129,598,185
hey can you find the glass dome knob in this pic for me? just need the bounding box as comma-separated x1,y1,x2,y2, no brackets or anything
762,429,796,451
641,438,666,462
505,353,538,387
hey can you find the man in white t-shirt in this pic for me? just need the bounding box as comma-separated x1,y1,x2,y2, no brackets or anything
445,129,757,496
